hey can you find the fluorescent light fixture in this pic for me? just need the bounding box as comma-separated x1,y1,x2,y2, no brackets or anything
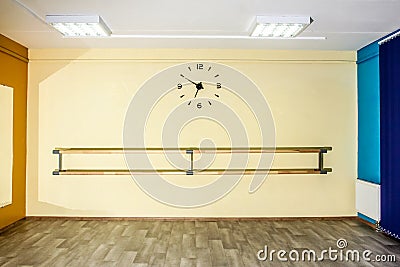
251,16,313,38
46,15,111,37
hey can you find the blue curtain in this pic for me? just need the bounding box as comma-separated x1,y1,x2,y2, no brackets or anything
380,35,400,238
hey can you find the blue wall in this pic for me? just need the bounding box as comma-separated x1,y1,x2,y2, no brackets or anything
357,41,381,184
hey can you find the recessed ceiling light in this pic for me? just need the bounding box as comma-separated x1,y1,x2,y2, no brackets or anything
251,16,313,38
46,15,112,37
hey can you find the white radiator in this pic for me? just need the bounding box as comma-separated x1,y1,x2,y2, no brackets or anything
356,179,380,221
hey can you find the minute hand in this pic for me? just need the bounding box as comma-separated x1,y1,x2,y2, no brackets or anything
181,74,202,87
183,76,197,86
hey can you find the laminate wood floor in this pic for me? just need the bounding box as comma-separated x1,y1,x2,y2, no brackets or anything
0,218,399,267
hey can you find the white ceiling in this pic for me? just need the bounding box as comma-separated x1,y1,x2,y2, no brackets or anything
0,0,399,50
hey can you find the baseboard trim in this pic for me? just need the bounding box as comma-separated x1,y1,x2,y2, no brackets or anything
0,218,26,233
25,216,358,222
355,216,376,229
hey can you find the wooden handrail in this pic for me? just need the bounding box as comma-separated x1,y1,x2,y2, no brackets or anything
52,147,332,175
53,147,332,154
54,168,332,175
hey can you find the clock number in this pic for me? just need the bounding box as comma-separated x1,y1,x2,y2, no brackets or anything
217,82,222,89
196,64,204,70
178,83,182,89
197,103,202,109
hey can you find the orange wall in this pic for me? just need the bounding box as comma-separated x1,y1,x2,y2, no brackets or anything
0,34,28,229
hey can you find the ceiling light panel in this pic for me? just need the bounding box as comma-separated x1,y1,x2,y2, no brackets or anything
251,16,313,38
46,15,111,37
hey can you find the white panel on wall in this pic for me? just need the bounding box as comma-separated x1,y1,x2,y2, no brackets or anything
356,179,380,221
0,84,13,208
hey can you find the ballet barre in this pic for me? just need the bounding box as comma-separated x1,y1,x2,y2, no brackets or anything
52,147,332,175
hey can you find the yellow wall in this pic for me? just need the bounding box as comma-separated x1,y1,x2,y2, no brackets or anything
0,34,28,229
27,49,357,217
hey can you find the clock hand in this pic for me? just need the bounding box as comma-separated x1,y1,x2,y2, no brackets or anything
182,76,197,86
193,82,204,98
180,74,204,89
194,88,200,98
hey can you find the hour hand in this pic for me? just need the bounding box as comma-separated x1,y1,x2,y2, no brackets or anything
194,88,200,98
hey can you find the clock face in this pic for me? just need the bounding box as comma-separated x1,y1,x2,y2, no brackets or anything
176,63,222,108
123,61,276,207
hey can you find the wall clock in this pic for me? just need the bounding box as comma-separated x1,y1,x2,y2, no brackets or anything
123,61,275,207
177,62,222,108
